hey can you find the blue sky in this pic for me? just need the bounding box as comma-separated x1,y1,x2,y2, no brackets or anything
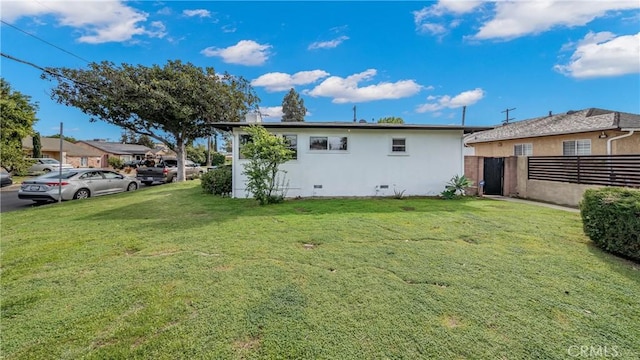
1,1,639,142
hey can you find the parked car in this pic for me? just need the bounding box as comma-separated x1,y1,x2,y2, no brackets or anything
136,158,203,185
1,167,12,187
27,158,73,174
18,168,140,203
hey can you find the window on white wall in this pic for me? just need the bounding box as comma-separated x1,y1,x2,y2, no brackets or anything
514,143,532,156
563,140,591,156
283,134,297,159
81,157,88,166
391,138,406,153
309,136,348,151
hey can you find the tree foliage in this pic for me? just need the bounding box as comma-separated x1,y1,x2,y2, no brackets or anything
240,125,293,205
378,117,404,124
120,129,156,148
281,88,306,122
42,60,259,181
0,79,38,173
32,132,42,158
186,143,207,165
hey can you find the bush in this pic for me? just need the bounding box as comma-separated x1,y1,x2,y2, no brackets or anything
201,166,232,196
580,188,640,261
210,152,225,166
108,157,124,170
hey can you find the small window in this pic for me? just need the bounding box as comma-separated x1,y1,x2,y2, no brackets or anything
283,134,297,160
309,136,348,151
563,140,591,156
80,157,88,166
392,138,406,152
238,134,252,159
514,143,532,156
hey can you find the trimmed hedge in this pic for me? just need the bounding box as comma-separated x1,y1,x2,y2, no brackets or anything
201,165,232,196
580,188,640,261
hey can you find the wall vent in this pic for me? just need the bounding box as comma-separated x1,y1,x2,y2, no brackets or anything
313,185,323,189
379,185,389,189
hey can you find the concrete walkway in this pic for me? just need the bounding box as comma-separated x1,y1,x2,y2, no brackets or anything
483,195,580,213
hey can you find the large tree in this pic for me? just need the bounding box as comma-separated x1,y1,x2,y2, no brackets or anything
120,129,156,149
281,88,306,122
0,79,38,173
42,60,259,181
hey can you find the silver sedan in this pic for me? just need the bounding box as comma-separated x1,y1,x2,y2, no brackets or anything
18,169,140,203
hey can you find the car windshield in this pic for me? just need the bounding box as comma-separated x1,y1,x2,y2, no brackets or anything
41,159,60,164
38,171,78,179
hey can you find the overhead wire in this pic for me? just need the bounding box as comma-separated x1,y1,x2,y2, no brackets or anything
0,20,91,63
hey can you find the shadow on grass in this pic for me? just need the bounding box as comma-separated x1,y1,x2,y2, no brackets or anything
586,242,640,285
75,186,485,231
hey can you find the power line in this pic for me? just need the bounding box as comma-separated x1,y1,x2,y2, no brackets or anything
0,20,90,63
0,52,93,90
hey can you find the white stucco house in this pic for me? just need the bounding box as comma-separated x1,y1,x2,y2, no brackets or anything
212,122,489,198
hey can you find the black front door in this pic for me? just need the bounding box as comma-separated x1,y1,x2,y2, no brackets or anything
483,157,504,195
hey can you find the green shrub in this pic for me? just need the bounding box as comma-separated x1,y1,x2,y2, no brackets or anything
108,157,124,170
201,166,232,196
210,152,225,166
580,188,640,261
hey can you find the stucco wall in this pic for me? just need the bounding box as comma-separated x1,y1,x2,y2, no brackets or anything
470,130,639,157
233,128,464,198
515,156,603,207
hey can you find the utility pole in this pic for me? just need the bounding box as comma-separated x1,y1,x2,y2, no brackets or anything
352,105,357,123
501,108,516,125
461,106,466,126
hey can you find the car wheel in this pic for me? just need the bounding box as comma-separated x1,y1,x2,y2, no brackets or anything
127,182,138,191
73,188,90,200
43,168,51,173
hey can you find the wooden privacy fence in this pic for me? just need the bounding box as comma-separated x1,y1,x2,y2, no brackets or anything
528,155,640,188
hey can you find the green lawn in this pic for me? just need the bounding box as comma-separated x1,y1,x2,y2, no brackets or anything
1,181,638,359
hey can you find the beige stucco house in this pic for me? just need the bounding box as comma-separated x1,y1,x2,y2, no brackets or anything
465,108,639,156
22,136,102,167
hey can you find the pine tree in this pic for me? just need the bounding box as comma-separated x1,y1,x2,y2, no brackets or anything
32,132,42,158
281,88,306,122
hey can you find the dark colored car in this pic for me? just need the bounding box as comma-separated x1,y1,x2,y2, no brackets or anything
1,167,12,187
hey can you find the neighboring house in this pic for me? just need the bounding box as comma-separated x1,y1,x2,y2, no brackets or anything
22,136,102,168
76,141,152,166
146,144,177,159
212,122,489,198
465,108,640,156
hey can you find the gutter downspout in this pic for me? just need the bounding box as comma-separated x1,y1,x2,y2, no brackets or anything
606,129,635,155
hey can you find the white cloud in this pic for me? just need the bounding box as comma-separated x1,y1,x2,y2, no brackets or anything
222,24,236,33
201,40,271,66
183,9,211,18
413,1,483,36
305,69,423,104
1,0,164,44
474,1,640,40
251,70,330,92
308,36,349,50
416,88,485,113
259,106,284,120
157,7,172,16
554,32,640,78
